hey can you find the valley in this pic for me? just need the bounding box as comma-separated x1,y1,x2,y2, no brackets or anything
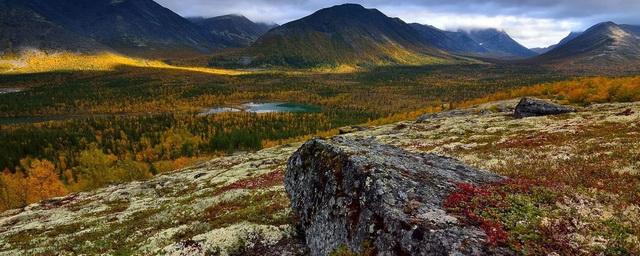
0,0,639,255
0,61,567,211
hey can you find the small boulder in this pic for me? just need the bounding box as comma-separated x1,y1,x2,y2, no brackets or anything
514,97,575,118
285,137,508,256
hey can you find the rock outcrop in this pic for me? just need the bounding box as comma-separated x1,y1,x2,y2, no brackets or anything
285,136,507,256
514,97,575,118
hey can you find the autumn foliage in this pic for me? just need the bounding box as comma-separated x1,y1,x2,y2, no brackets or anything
459,76,640,107
0,160,67,211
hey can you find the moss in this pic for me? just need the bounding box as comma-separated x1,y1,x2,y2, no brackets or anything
205,190,292,229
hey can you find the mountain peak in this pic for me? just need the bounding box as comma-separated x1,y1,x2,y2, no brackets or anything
308,3,379,19
248,3,447,67
535,20,640,71
328,3,367,10
214,14,249,20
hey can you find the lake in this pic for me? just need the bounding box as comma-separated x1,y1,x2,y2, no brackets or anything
0,88,23,94
200,102,320,115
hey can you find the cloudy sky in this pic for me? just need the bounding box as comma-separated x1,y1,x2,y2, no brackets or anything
155,0,640,48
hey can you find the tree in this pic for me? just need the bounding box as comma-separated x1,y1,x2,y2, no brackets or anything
24,160,68,204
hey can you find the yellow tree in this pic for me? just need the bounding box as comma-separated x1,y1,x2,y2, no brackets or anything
0,169,27,211
24,160,68,204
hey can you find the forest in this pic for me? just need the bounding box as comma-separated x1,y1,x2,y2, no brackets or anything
3,60,636,212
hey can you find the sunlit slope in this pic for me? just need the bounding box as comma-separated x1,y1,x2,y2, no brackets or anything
245,4,452,68
0,51,246,75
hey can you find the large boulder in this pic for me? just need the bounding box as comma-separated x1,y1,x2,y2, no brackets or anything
514,97,575,118
285,137,508,256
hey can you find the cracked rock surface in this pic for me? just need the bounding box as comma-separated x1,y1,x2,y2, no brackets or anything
285,137,507,256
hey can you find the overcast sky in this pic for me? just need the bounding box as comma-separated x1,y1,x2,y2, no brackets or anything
155,0,640,48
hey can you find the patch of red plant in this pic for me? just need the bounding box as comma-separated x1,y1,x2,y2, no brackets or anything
213,170,284,196
444,179,555,247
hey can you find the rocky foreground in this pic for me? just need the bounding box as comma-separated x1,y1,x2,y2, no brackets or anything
286,137,506,255
1,99,639,255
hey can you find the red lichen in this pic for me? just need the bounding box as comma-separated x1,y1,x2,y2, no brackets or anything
213,170,284,196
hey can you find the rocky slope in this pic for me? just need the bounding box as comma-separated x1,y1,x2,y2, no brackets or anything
1,99,639,255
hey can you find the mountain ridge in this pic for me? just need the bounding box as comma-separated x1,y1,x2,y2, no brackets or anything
410,23,537,59
245,3,451,67
1,0,216,57
534,21,640,72
189,15,277,48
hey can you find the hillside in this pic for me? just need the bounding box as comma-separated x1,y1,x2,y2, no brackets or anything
1,0,216,57
0,0,107,53
535,22,640,73
463,28,538,58
190,15,276,48
410,24,536,59
1,97,638,255
409,23,487,55
245,4,450,67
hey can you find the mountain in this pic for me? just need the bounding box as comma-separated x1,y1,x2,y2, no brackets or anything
0,0,107,53
190,15,277,48
462,29,538,58
0,0,216,56
620,24,640,37
246,4,449,67
530,32,582,54
535,22,640,72
409,23,487,54
409,24,535,59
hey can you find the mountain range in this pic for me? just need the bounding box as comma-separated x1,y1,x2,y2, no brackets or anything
1,0,639,71
0,0,274,57
410,23,537,59
533,22,640,72
189,15,277,48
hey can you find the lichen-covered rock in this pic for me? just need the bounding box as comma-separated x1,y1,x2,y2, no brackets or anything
338,126,369,134
513,97,575,118
285,136,508,256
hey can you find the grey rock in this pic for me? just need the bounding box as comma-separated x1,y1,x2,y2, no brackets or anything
338,126,369,134
285,137,509,256
416,110,469,123
514,97,575,118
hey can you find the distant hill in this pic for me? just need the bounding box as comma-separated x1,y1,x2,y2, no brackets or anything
534,22,640,72
409,24,487,55
246,4,450,67
410,24,536,59
1,0,216,57
189,15,277,48
620,24,640,37
462,29,538,58
530,32,582,54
